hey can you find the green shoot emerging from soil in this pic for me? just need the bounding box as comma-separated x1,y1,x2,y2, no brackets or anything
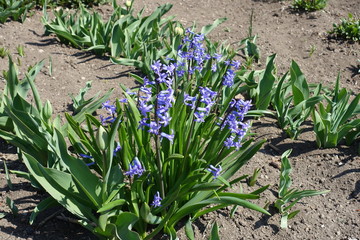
275,149,330,229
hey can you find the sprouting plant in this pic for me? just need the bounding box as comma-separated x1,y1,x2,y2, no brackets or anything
292,0,327,11
6,197,18,216
239,35,260,67
3,160,13,189
248,168,261,187
48,56,53,76
0,47,9,58
272,60,324,139
312,74,360,148
308,44,316,57
16,45,25,57
329,13,360,42
238,9,260,67
69,81,99,114
275,149,330,229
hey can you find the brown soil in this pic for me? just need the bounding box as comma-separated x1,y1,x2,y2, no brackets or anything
0,0,359,239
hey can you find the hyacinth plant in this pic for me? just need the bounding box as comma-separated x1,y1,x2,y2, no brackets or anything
2,29,270,239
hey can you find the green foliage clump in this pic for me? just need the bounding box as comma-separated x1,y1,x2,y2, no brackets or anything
312,74,360,148
329,13,360,42
0,0,109,24
292,0,327,11
0,30,269,239
47,0,109,8
0,46,9,58
0,0,35,23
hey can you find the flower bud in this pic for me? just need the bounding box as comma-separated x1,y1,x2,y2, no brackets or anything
174,27,184,35
125,1,132,7
96,125,108,151
42,100,53,120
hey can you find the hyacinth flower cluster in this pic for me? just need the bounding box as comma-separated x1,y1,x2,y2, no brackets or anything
137,60,175,143
175,29,240,88
221,99,252,150
125,157,145,177
223,59,241,87
100,100,117,125
176,29,210,76
184,86,218,123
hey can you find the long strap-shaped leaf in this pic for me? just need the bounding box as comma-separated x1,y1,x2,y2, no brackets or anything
168,196,270,226
53,128,103,208
22,153,96,223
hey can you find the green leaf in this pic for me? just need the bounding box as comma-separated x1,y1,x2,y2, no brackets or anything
279,149,292,198
209,222,220,240
97,199,126,213
144,203,177,240
288,210,300,220
256,54,276,110
3,160,12,190
201,17,227,35
22,153,96,221
110,57,144,69
217,192,259,199
338,94,359,127
6,197,18,216
189,182,223,192
290,60,309,105
53,129,102,208
185,218,195,240
250,184,270,195
30,197,59,225
140,203,161,224
169,196,270,226
115,212,140,240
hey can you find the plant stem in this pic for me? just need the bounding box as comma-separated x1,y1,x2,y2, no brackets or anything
155,134,165,199
154,84,165,199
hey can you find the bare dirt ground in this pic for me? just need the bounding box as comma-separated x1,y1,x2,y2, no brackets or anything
0,0,359,239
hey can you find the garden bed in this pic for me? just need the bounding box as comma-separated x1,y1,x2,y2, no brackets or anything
0,0,359,239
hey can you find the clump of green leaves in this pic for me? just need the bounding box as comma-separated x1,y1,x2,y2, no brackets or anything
275,149,329,229
0,46,9,58
69,81,99,114
42,1,174,58
46,0,109,8
16,45,25,57
248,168,261,187
1,30,269,240
0,0,35,23
329,13,360,42
312,74,360,148
292,0,327,11
271,60,324,139
0,0,110,24
0,56,113,166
